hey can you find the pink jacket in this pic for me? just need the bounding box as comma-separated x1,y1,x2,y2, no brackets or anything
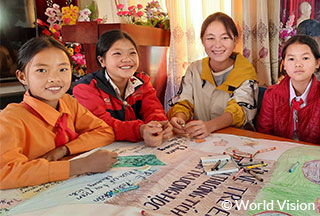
257,75,320,144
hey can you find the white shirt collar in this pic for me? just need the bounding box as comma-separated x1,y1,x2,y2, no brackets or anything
105,70,122,98
104,70,143,99
289,78,312,106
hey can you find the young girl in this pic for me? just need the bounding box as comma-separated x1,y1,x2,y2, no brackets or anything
258,35,320,144
167,12,258,139
73,30,173,147
0,37,117,190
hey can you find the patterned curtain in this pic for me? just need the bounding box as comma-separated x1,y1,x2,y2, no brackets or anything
239,0,280,86
164,0,229,111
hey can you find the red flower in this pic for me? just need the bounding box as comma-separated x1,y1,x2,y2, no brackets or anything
137,4,143,9
37,19,50,27
64,17,70,25
54,31,60,38
137,11,144,17
42,29,51,36
279,30,288,39
128,5,135,11
117,4,124,10
53,24,60,31
74,46,80,53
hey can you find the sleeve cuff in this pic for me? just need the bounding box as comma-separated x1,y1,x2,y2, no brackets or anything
167,100,194,120
135,122,144,141
225,99,245,127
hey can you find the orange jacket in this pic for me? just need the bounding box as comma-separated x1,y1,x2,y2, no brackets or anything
0,92,115,189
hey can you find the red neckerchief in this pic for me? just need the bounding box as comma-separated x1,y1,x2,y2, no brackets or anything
290,98,304,139
24,102,78,147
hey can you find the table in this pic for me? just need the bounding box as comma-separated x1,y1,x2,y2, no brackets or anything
215,127,313,145
1,127,319,216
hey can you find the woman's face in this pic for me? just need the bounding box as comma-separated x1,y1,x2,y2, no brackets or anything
98,39,139,86
202,21,236,67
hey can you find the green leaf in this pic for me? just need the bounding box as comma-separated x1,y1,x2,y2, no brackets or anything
88,1,96,20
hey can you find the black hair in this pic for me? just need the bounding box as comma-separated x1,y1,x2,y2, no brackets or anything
17,36,71,72
297,19,320,37
200,12,238,40
96,29,138,66
281,34,320,74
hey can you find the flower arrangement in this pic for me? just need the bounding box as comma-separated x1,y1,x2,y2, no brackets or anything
61,4,79,25
38,3,92,80
44,4,63,27
116,1,170,30
279,14,296,61
66,43,86,77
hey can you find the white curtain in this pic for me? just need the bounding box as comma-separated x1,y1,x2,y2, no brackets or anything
164,0,230,111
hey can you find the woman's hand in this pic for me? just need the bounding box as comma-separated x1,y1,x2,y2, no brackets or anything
159,120,174,140
170,117,187,136
40,145,69,161
70,150,118,177
185,120,210,139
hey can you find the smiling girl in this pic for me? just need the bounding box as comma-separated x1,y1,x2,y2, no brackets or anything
167,12,258,139
258,35,320,144
73,30,173,147
0,37,117,189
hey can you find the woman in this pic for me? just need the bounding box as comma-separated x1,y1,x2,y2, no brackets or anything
168,12,258,139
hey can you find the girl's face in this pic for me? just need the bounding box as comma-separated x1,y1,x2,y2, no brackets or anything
202,21,236,66
17,47,72,108
284,42,320,84
98,39,139,85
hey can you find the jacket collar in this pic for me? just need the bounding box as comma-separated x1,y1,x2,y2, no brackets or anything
93,69,118,98
277,75,320,103
201,53,258,93
94,69,144,99
104,70,144,99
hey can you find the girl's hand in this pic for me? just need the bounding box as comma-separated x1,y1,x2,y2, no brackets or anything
70,150,118,177
185,120,210,139
140,121,163,147
170,117,187,136
40,146,69,161
159,120,174,140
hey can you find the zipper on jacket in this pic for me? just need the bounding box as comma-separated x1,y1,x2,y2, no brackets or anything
122,101,128,111
295,113,301,141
